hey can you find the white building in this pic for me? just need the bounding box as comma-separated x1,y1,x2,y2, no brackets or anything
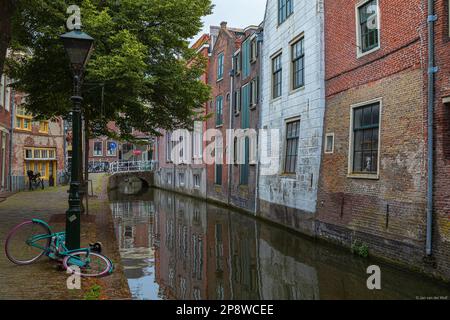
258,0,325,235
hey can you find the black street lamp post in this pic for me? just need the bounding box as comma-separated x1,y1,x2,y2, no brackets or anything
60,30,94,250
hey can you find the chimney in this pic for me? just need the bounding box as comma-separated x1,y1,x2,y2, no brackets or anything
220,21,227,29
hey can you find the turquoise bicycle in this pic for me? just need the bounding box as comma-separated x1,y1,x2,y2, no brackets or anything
5,219,114,278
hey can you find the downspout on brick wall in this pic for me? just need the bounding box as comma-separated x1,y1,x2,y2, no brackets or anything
426,0,436,256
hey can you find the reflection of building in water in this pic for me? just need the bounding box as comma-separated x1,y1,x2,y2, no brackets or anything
154,190,208,300
229,212,260,300
111,200,155,249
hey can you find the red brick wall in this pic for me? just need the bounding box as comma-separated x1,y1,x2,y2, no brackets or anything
318,0,434,275
206,24,241,204
432,0,450,279
325,0,426,98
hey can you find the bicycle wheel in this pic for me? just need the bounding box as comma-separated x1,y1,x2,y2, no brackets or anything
63,251,112,278
5,220,51,265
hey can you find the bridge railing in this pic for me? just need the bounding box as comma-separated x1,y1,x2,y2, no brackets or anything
109,160,157,174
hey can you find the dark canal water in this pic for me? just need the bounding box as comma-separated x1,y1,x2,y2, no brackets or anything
109,185,450,300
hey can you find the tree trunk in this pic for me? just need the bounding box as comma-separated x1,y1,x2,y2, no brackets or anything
0,0,16,75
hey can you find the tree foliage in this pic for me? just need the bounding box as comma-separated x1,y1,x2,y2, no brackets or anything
6,0,212,139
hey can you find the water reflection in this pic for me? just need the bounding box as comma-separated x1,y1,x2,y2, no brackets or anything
110,188,450,300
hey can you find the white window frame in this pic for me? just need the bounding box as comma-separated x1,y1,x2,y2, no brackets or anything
282,116,301,175
250,36,258,63
250,78,258,108
107,141,117,156
93,141,103,157
179,172,185,186
347,97,382,180
325,133,335,154
193,174,201,188
355,0,381,58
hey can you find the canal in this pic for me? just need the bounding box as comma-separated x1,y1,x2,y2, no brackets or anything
109,186,450,300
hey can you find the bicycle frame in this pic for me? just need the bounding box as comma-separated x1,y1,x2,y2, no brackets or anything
27,219,96,269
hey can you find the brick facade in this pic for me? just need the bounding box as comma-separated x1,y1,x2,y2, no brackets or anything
432,0,450,279
206,23,244,204
154,32,215,199
317,0,439,276
11,91,65,188
229,26,262,213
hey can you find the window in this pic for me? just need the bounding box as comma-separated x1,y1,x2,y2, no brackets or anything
240,137,250,185
272,54,282,99
241,84,250,128
215,164,222,185
167,172,172,184
234,89,241,115
107,141,117,156
242,39,251,78
357,0,380,55
325,133,334,154
179,172,185,186
193,174,200,188
351,102,380,175
250,78,259,107
250,37,258,62
15,106,32,131
216,96,223,126
284,120,300,174
278,0,294,25
39,121,49,134
217,53,224,80
23,148,56,180
292,37,305,89
234,52,241,75
166,132,173,162
94,141,103,156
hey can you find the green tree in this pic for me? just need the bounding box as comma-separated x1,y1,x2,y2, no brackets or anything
5,0,212,138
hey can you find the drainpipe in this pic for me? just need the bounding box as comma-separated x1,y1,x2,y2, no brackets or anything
227,60,235,205
8,87,15,191
254,31,263,216
426,0,437,257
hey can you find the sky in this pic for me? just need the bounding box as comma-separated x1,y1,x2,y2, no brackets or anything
191,0,267,44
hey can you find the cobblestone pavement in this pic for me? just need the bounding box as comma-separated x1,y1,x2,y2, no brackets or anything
0,174,131,300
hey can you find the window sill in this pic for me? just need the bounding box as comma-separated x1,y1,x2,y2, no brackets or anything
250,104,257,110
217,78,223,83
290,86,305,95
280,173,297,180
15,128,32,132
270,96,282,104
357,45,381,59
216,124,223,128
347,173,379,180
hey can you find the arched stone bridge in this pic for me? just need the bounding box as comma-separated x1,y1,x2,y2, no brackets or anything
107,161,156,190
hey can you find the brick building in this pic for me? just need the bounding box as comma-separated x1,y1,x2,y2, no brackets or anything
155,29,218,199
11,91,65,188
0,73,12,192
432,0,450,279
317,0,432,273
258,0,326,235
229,25,263,213
206,22,244,205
